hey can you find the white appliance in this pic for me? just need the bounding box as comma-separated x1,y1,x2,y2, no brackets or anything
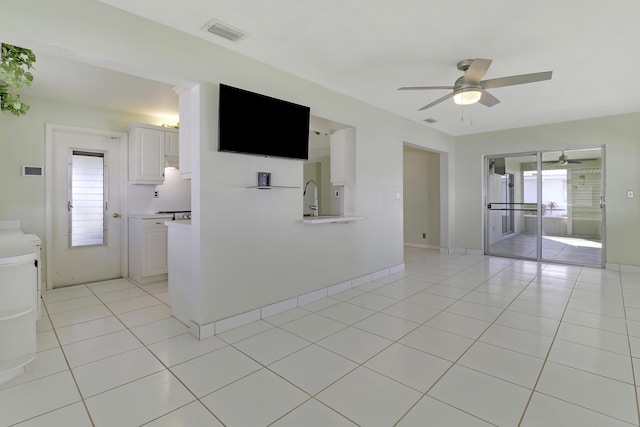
0,219,39,385
0,220,42,318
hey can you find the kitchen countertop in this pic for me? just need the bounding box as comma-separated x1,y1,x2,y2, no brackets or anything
128,214,174,219
302,215,364,224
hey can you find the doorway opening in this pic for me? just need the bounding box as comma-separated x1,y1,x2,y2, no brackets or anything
403,145,441,249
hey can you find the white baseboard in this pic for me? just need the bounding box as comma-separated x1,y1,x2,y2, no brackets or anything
621,264,640,274
404,243,440,249
188,262,405,339
466,248,484,256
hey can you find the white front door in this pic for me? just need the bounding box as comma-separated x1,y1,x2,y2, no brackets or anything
47,125,126,287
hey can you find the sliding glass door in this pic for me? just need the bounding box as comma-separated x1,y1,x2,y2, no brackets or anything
486,153,539,260
485,148,604,267
540,148,604,265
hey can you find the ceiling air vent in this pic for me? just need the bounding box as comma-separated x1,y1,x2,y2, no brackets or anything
204,20,246,42
424,118,438,124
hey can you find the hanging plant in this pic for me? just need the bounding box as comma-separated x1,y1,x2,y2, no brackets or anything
0,43,36,116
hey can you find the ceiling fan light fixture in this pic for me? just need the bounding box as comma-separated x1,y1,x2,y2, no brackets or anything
453,88,482,105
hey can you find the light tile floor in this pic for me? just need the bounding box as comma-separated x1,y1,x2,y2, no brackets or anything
3,247,640,426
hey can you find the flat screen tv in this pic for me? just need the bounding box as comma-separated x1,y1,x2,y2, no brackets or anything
218,84,311,160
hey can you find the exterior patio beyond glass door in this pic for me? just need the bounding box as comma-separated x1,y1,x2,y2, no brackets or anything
540,148,603,265
486,148,604,267
486,153,538,260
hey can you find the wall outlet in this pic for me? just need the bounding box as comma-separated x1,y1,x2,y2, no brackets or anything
153,189,159,198
628,190,634,199
422,233,426,239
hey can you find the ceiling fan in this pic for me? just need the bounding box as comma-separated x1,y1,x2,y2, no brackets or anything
398,58,552,111
543,151,599,165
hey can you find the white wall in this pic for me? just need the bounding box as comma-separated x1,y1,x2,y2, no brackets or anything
453,113,640,266
194,83,451,323
0,95,169,277
128,168,191,214
1,0,453,324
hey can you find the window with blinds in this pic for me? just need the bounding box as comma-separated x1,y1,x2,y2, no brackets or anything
70,150,106,247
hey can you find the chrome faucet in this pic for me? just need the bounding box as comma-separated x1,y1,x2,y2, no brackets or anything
303,179,319,217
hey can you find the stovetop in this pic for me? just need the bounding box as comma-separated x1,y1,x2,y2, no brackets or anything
156,210,191,220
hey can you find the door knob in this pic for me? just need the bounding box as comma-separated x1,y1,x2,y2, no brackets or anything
113,213,121,218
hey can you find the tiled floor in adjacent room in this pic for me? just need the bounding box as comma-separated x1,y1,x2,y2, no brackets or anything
3,247,640,426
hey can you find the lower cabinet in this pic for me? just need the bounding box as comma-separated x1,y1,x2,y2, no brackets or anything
129,218,169,284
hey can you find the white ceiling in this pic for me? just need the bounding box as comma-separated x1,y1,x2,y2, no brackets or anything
22,1,640,135
21,52,179,123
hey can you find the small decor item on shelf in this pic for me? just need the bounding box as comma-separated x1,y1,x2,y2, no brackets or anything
0,43,36,116
257,171,271,187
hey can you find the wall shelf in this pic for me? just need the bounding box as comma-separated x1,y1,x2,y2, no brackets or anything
246,185,301,190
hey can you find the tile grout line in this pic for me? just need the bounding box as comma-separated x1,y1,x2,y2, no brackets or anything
86,279,228,426
19,252,632,425
205,259,494,425
39,295,97,427
393,258,542,426
514,266,582,426
618,272,640,426
39,279,186,425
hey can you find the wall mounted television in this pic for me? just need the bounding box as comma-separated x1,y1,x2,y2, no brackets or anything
218,84,311,160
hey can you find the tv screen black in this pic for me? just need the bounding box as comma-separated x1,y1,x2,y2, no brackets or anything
218,84,311,160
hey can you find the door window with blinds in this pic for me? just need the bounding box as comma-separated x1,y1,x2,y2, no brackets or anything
69,150,107,247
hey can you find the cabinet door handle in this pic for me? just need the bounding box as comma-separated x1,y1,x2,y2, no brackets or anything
112,213,121,218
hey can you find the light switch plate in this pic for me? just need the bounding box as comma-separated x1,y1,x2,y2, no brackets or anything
627,190,634,199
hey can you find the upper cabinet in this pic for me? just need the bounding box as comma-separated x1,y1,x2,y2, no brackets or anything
330,127,357,215
165,130,179,168
165,131,179,157
128,124,179,184
330,128,355,186
177,86,197,180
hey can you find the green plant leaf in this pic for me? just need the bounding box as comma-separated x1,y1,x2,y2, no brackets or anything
0,43,35,116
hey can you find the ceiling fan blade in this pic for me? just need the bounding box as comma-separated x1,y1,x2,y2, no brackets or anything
479,90,500,107
481,71,552,89
463,58,492,83
417,92,455,111
398,86,454,91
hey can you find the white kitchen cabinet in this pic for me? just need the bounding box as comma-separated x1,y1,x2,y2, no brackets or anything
329,128,357,215
330,127,355,186
128,217,169,284
178,87,196,180
128,124,179,184
165,130,179,168
165,130,179,157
